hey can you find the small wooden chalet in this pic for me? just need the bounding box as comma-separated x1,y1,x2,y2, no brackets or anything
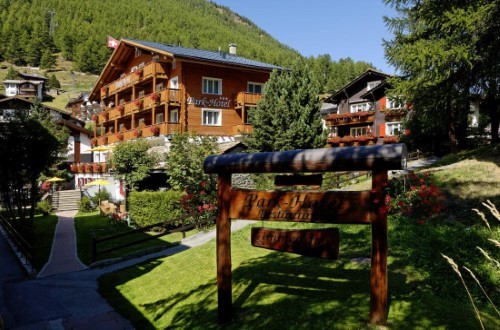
324,69,409,147
86,39,281,146
0,96,93,163
3,72,47,100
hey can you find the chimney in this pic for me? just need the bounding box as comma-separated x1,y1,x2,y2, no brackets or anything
229,43,237,55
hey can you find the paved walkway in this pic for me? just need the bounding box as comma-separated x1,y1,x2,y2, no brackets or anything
0,212,252,329
38,210,87,278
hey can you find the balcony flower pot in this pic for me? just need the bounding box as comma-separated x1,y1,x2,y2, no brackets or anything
77,163,84,173
134,69,142,77
70,163,77,173
101,111,109,120
149,125,160,136
91,115,98,123
117,105,124,115
134,99,143,109
115,132,124,141
91,138,97,147
133,128,142,138
84,163,92,173
150,92,160,103
99,136,108,145
92,163,101,173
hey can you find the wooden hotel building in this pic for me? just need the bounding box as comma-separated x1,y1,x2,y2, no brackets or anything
87,39,281,145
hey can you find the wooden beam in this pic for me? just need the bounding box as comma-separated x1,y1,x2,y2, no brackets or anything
216,173,232,323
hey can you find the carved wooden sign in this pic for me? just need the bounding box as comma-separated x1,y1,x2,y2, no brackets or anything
251,227,340,259
230,189,371,223
204,144,408,325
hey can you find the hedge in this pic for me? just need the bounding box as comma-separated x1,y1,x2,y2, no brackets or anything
128,190,184,227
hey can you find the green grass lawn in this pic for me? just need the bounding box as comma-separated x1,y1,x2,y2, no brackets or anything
75,211,201,265
32,213,59,270
98,145,500,329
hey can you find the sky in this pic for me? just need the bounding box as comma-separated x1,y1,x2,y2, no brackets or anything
210,0,398,74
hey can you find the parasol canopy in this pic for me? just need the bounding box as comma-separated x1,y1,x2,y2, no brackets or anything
89,146,112,152
46,177,65,182
85,179,111,205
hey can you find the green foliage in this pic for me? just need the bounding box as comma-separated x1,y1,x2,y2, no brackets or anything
40,48,56,70
245,58,326,152
384,0,500,149
5,65,18,79
128,190,183,227
46,74,61,89
36,199,53,216
0,110,61,222
78,196,94,213
111,140,159,191
91,188,111,206
166,132,218,193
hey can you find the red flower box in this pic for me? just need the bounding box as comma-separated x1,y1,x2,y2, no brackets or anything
134,99,143,108
133,128,142,137
150,92,160,103
116,105,124,114
149,125,160,135
115,132,124,140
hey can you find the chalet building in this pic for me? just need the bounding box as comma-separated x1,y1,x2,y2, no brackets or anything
3,72,47,100
324,69,408,147
0,96,93,164
86,39,281,147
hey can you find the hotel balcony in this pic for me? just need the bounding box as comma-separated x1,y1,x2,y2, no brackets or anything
93,122,181,146
233,123,253,135
101,61,169,98
325,110,375,126
234,92,262,109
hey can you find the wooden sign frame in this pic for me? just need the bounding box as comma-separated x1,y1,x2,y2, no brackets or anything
204,144,407,325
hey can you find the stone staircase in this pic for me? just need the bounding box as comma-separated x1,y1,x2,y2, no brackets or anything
52,190,81,212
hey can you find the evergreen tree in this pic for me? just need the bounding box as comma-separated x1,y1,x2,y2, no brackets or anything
5,65,18,79
244,58,326,152
40,48,56,70
384,0,500,150
46,74,61,89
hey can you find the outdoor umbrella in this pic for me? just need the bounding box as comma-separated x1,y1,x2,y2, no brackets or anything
84,179,111,204
46,176,65,192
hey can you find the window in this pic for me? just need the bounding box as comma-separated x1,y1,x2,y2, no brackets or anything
350,102,371,113
247,82,264,94
367,80,381,91
202,109,222,126
170,76,179,90
386,122,401,136
169,109,179,123
156,113,164,124
350,127,368,136
202,77,222,95
387,97,405,109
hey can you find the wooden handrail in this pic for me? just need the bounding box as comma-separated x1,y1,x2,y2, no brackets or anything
204,144,407,174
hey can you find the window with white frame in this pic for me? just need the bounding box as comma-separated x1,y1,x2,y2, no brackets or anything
247,82,264,94
202,108,222,126
350,102,371,113
202,77,222,95
169,109,179,123
350,127,368,136
367,80,381,91
387,96,405,109
386,122,402,136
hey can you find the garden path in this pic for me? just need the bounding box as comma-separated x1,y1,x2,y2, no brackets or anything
37,210,87,277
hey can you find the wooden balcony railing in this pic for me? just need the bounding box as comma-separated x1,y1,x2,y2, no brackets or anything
95,122,181,146
235,92,262,107
326,111,375,126
233,124,253,135
103,61,169,97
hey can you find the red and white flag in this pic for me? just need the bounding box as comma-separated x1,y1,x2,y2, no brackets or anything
107,36,119,49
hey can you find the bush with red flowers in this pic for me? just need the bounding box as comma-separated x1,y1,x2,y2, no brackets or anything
387,171,446,223
179,180,217,227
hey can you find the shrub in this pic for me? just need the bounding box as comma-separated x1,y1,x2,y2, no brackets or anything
128,190,184,227
91,189,111,205
387,171,446,223
36,199,53,216
78,196,95,212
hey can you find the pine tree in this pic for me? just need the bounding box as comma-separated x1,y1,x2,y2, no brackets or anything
40,48,56,70
384,0,500,149
244,58,326,152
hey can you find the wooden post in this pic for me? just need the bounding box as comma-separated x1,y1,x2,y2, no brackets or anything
216,173,232,323
370,170,388,324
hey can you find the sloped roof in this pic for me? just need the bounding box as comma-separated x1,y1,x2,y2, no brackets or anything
18,72,47,81
325,69,392,104
124,38,282,71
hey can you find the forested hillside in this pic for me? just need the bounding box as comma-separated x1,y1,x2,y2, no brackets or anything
0,0,374,93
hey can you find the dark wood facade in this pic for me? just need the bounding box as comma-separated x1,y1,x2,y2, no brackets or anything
324,69,408,147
